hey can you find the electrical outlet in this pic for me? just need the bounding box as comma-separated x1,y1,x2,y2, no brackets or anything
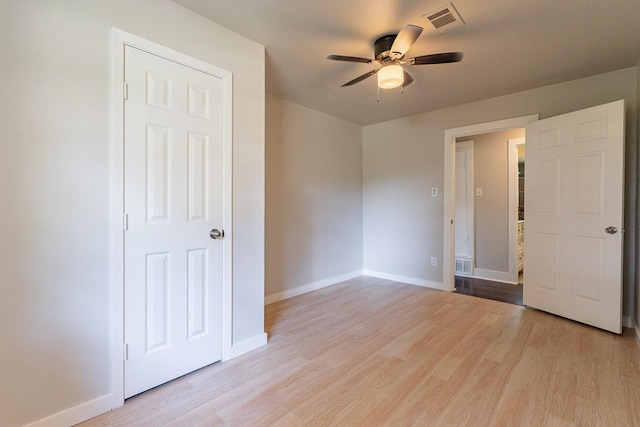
431,187,438,197
430,256,437,266
476,187,483,197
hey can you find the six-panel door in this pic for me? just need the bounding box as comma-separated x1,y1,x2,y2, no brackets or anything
123,46,224,397
524,100,624,333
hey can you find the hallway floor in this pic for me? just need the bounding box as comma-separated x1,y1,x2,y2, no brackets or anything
454,275,523,306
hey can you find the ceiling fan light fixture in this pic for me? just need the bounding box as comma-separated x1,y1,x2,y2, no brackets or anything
327,22,463,91
378,65,404,89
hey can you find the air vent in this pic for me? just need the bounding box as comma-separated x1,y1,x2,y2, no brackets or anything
423,3,465,34
455,257,473,276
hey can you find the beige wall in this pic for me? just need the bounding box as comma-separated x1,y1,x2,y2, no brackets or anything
363,68,637,321
266,94,363,300
458,128,525,273
0,1,265,425
637,61,640,337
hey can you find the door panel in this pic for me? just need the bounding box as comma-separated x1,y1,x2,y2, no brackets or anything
124,46,224,397
454,142,474,276
455,143,474,258
524,100,624,333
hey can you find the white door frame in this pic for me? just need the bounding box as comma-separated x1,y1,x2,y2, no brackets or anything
110,28,233,408
443,115,538,291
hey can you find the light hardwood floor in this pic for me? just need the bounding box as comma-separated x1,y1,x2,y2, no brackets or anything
79,276,640,426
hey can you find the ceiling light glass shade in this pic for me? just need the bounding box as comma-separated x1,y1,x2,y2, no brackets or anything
378,65,404,89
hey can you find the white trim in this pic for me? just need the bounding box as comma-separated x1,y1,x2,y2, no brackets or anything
265,270,363,305
217,48,235,366
471,268,518,285
364,270,448,291
223,333,269,361
109,27,126,411
110,28,234,412
24,394,112,427
622,315,634,329
625,316,640,349
443,115,539,292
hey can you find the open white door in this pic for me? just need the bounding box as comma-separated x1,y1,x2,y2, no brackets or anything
124,46,225,397
524,100,624,333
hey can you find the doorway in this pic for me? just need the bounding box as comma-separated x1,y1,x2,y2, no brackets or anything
451,129,525,290
451,131,525,305
445,102,625,332
442,115,539,292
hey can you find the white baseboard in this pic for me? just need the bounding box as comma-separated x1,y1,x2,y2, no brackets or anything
224,332,268,361
26,331,268,427
363,270,448,291
622,315,634,329
472,268,518,285
24,393,112,427
265,270,363,305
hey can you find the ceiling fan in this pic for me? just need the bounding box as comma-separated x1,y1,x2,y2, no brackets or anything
327,24,463,89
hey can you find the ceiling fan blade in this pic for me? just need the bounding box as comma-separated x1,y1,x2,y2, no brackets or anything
327,54,373,64
402,70,415,88
409,51,464,65
341,69,379,87
390,24,423,59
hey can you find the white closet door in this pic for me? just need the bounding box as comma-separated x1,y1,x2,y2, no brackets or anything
123,46,225,397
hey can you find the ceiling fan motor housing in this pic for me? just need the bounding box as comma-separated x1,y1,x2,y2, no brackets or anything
326,24,462,88
374,34,397,61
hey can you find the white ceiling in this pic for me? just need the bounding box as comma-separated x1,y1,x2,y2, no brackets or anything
173,0,640,126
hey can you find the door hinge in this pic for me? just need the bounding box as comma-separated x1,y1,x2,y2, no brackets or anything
124,343,129,361
123,213,129,231
123,82,128,100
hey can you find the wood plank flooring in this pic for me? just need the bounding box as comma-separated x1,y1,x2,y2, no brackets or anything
454,275,523,306
79,276,640,426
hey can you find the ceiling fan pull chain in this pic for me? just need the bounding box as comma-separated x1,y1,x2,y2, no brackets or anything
377,85,380,103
